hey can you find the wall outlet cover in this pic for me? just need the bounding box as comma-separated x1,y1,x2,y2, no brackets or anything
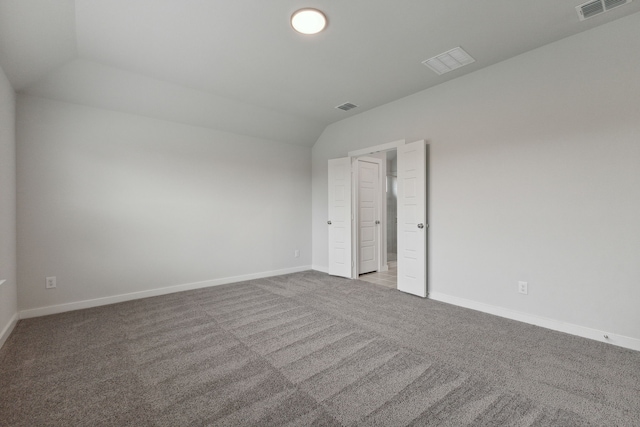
518,281,528,295
46,276,57,289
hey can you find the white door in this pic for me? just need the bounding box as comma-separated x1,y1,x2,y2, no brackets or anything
397,140,427,297
328,157,352,278
358,160,379,274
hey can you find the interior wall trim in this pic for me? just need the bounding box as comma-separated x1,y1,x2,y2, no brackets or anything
347,139,405,158
312,265,329,273
0,313,19,351
429,292,640,352
18,266,312,320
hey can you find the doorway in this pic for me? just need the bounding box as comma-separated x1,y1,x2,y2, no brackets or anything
386,151,398,264
357,158,381,274
327,139,427,297
357,151,398,289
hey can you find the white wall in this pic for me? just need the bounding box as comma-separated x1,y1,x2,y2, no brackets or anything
17,96,311,314
0,64,17,347
312,13,640,341
386,155,397,256
386,176,397,256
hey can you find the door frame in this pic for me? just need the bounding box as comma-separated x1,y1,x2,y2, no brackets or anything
348,139,405,279
352,156,384,278
329,139,428,296
348,139,406,158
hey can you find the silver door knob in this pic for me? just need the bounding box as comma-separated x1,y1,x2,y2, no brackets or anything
327,221,332,225
375,220,380,224
417,223,424,229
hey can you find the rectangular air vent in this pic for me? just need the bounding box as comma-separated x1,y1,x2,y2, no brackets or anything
422,47,475,76
578,0,605,19
577,0,632,21
335,102,358,111
604,0,630,9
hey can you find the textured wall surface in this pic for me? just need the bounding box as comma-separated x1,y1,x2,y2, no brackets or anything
0,63,17,345
17,96,312,312
312,13,640,340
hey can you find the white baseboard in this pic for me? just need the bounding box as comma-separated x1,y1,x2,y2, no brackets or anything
0,312,19,350
312,265,328,273
19,265,312,319
428,292,640,352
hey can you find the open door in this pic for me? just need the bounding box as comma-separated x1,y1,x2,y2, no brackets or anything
397,140,427,297
357,158,382,275
328,157,352,278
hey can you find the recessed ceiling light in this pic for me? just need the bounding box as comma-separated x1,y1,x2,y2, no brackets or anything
291,8,327,35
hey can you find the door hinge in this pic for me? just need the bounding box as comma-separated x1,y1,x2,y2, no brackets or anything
351,261,355,267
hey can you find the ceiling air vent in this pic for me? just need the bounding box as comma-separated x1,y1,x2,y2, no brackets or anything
422,47,475,76
335,102,358,112
577,0,632,21
604,0,630,9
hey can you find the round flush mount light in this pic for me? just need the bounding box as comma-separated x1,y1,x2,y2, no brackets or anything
291,8,327,35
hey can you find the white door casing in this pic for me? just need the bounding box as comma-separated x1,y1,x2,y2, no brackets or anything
328,157,352,278
397,140,427,297
358,160,380,274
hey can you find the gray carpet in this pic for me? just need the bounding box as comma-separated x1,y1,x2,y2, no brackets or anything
1,270,639,426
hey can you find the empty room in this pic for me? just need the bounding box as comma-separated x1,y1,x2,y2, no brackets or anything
1,1,639,425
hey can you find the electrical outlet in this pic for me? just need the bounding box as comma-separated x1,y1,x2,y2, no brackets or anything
46,276,57,289
518,281,528,295
294,249,300,258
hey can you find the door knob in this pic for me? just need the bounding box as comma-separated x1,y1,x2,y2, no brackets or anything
327,221,332,225
375,220,380,224
417,223,424,229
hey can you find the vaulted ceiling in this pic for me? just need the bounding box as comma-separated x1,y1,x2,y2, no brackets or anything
1,0,639,146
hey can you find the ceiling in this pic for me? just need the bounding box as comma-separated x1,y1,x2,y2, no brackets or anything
1,0,639,146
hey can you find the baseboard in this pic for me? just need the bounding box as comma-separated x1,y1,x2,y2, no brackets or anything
312,265,391,275
428,292,640,352
312,265,328,273
19,265,312,319
0,312,19,350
